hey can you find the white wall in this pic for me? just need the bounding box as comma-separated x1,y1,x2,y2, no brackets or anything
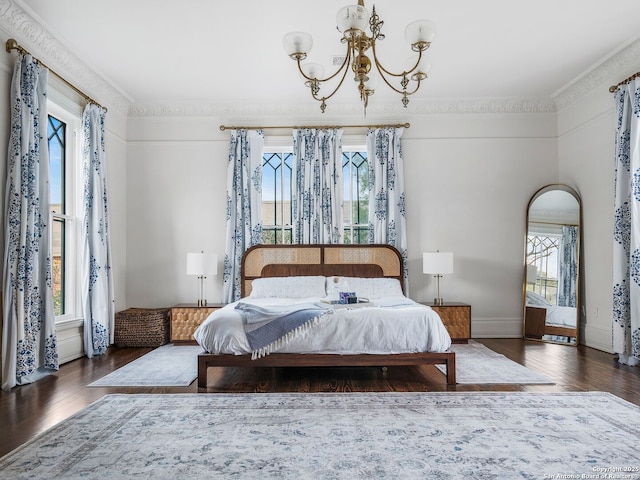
125,112,558,341
106,110,129,314
557,74,624,353
126,117,229,307
404,114,558,337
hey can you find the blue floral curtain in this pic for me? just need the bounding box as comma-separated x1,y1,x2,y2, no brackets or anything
2,54,58,390
81,103,114,358
557,225,578,308
292,129,344,244
223,130,264,303
366,127,408,287
612,79,640,366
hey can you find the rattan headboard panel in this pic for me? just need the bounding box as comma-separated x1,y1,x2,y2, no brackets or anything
241,244,403,297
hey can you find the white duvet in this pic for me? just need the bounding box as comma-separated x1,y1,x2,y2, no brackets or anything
193,296,452,355
541,304,577,328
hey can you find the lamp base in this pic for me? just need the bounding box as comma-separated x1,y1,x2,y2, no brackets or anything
433,298,444,305
196,275,207,307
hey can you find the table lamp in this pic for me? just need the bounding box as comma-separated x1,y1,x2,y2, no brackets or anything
186,252,218,306
423,251,454,305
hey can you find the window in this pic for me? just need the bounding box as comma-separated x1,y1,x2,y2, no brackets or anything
47,103,81,321
49,115,66,315
342,149,369,244
261,150,293,244
526,233,560,304
261,142,369,245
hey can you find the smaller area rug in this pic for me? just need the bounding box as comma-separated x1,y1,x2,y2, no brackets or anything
437,341,554,384
88,344,202,387
1,392,638,479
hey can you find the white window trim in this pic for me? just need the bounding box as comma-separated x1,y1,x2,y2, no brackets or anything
48,100,83,324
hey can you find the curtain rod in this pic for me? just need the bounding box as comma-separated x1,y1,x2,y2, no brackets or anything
609,71,640,93
219,122,410,131
5,38,107,112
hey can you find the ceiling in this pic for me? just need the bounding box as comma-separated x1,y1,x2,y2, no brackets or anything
16,0,640,112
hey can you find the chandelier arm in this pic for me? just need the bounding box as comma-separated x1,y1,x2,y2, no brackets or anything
400,77,422,96
373,61,417,96
309,53,353,103
371,42,424,79
295,46,352,84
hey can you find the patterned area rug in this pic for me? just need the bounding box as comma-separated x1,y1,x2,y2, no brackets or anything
436,341,555,384
1,392,638,479
88,344,203,387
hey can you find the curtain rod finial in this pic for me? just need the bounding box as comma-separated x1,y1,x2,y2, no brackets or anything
6,38,18,53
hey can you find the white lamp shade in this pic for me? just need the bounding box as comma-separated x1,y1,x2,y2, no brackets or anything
404,19,436,45
186,252,218,276
283,31,313,56
364,69,379,91
336,4,369,33
301,62,325,80
405,55,431,75
423,252,454,275
526,264,538,285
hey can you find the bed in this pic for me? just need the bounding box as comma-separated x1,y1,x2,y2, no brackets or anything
524,290,577,339
195,244,456,386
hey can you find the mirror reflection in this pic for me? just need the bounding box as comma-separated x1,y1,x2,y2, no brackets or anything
524,185,580,345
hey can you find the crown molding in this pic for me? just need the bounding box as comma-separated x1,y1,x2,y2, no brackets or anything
552,37,640,111
128,96,558,118
0,0,131,114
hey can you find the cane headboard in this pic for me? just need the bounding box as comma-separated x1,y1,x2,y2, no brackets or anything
241,244,404,297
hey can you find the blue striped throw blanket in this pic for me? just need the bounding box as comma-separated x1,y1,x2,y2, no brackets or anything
236,302,331,359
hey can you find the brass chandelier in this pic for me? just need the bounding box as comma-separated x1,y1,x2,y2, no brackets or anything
283,0,435,113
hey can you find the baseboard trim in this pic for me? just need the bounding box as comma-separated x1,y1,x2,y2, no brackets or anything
471,318,522,338
470,317,615,354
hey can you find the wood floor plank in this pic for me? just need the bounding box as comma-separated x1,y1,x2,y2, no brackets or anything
0,339,638,457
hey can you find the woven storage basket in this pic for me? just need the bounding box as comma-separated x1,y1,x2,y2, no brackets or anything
114,308,170,347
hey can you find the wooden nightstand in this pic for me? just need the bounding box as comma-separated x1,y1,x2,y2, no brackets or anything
422,302,471,343
170,303,224,344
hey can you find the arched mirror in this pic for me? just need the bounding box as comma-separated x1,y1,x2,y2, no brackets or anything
523,184,581,345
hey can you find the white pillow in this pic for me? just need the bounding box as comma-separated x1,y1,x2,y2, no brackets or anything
326,276,404,300
249,276,327,299
526,290,551,307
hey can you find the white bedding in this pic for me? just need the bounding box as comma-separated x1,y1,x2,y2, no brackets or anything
540,304,577,328
193,296,452,355
525,291,576,328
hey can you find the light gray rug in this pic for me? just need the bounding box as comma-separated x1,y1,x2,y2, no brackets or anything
1,392,638,479
436,341,555,384
88,344,203,387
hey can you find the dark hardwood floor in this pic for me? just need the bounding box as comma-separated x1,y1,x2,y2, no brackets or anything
1,338,638,457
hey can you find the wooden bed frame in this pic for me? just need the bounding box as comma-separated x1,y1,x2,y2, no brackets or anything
197,244,456,387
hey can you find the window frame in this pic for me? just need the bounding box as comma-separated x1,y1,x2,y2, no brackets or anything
47,100,82,324
342,146,368,244
261,140,294,244
526,228,562,305
261,135,368,245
